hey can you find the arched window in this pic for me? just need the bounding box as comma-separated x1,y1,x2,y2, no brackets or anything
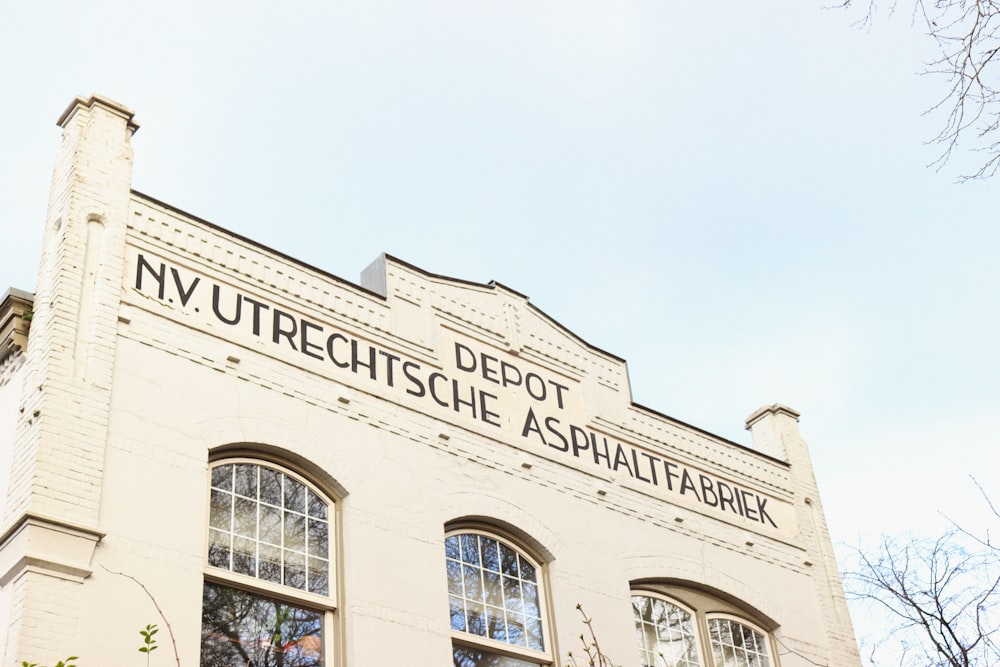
632,594,702,667
445,528,552,666
631,587,774,667
202,459,336,667
706,617,771,667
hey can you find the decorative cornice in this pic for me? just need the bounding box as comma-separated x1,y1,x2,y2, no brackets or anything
0,512,105,586
56,94,139,135
745,403,801,430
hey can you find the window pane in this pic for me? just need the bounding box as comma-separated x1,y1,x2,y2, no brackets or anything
463,565,483,600
201,582,323,667
467,601,487,636
234,464,257,499
233,537,256,577
447,560,465,596
518,557,535,583
208,463,332,595
522,582,539,618
481,538,500,572
486,605,506,642
308,519,329,559
446,535,461,560
308,490,327,520
284,477,306,513
307,557,329,596
450,596,467,632
503,576,522,613
506,613,526,647
284,550,307,590
632,595,701,667
452,647,541,667
260,467,282,506
234,498,257,538
445,532,546,656
461,534,480,565
208,530,230,569
284,511,306,552
209,490,231,531
259,505,282,545
484,571,503,607
259,544,282,584
211,464,232,491
708,618,771,667
500,544,518,577
525,616,543,651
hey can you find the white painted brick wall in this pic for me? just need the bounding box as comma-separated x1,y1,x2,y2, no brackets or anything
747,405,862,666
1,95,137,663
0,95,862,667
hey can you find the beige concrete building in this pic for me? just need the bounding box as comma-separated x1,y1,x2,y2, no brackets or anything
0,95,860,667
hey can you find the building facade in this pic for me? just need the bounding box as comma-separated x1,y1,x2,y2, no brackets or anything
0,95,860,667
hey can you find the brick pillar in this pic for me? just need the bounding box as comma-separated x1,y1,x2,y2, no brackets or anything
0,95,137,663
745,404,861,666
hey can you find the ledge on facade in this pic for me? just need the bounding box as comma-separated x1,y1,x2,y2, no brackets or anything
744,403,801,430
0,512,106,586
0,288,34,365
56,93,140,135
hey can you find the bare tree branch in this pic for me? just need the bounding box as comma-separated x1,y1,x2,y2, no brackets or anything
846,527,1000,666
837,0,1000,179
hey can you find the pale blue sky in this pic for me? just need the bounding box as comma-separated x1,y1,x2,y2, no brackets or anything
2,1,998,658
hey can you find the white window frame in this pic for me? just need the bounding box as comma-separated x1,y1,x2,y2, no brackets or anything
446,527,555,666
203,458,338,666
631,592,704,667
631,587,777,667
705,614,774,667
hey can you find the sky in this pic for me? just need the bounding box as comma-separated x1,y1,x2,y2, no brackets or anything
2,1,998,661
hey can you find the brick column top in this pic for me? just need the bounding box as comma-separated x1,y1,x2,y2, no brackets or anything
744,403,800,430
56,94,140,135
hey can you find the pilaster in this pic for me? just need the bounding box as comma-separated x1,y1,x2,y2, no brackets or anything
745,404,861,665
0,95,137,662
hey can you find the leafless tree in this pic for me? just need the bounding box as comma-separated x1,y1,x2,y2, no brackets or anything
846,483,1000,666
840,0,1000,179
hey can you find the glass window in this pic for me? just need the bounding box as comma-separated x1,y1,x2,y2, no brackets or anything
632,595,701,667
452,647,542,667
631,589,774,667
707,618,771,667
203,460,334,667
208,462,330,595
201,581,323,667
446,530,550,667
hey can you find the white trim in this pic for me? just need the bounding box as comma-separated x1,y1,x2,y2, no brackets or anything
202,458,338,666
445,527,554,665
631,591,704,667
